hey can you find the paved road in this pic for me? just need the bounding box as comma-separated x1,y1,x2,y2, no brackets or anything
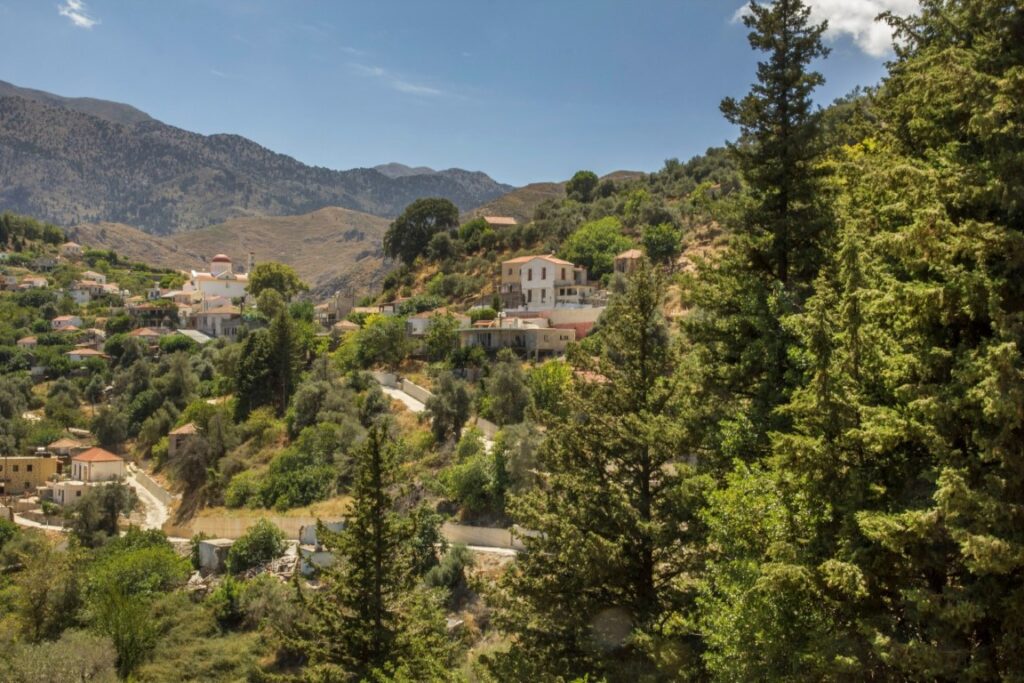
125,465,170,530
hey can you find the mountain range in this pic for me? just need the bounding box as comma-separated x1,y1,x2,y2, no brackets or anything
0,79,514,234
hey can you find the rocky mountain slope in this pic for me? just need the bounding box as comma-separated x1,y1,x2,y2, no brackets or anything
0,85,513,233
0,78,155,126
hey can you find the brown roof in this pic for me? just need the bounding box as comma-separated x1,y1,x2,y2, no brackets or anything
616,249,643,259
17,336,37,345
73,447,123,463
333,320,360,331
202,305,241,316
129,327,162,337
169,422,199,436
48,437,84,449
484,216,517,226
503,254,575,267
212,254,231,262
66,348,107,358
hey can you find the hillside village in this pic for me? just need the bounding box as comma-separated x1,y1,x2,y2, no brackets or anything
2,2,1023,682
0,195,686,679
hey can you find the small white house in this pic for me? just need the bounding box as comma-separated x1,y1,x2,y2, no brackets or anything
70,448,125,482
51,315,83,331
66,348,109,362
80,270,107,285
52,480,89,506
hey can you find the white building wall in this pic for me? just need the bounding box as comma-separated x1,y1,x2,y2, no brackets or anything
73,460,125,483
520,258,558,311
197,279,247,301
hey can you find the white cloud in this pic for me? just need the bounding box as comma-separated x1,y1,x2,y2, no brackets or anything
349,63,444,97
58,0,98,29
392,80,443,97
733,1,920,57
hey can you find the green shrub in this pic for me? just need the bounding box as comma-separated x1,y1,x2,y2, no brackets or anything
226,519,286,573
209,575,244,628
224,470,265,509
189,532,211,570
424,544,474,593
443,452,497,517
159,334,198,354
237,573,299,629
0,517,17,550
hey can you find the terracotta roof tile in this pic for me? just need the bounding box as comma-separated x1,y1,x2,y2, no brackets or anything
73,447,123,463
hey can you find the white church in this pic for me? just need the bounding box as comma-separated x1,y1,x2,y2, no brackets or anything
185,253,251,310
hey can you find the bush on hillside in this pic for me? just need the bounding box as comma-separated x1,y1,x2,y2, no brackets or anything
226,519,286,573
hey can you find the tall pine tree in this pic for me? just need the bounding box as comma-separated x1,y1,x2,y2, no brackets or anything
276,423,455,681
682,0,833,465
490,262,710,681
701,2,1024,678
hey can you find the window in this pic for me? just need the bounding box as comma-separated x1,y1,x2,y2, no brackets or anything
527,290,533,302
76,490,82,497
12,465,18,473
561,268,566,280
542,267,547,280
541,289,546,302
527,268,533,281
26,464,32,472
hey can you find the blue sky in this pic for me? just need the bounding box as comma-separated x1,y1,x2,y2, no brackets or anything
0,1,916,186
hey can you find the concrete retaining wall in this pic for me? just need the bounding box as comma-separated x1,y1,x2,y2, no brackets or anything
18,509,71,527
400,379,433,404
441,522,526,550
371,371,399,388
167,513,523,551
165,514,311,540
133,468,177,506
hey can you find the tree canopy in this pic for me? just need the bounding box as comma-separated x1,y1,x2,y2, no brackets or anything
247,262,308,300
383,198,460,266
